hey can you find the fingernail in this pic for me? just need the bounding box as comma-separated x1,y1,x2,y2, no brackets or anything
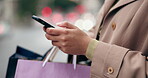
56,22,62,25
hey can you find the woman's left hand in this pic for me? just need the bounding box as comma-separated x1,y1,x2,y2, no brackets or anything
45,21,92,55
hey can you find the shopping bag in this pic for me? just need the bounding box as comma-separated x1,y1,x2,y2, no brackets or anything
6,46,52,78
15,59,90,78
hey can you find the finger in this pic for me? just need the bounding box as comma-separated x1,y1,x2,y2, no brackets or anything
43,27,46,32
52,41,61,47
56,21,77,29
46,28,68,36
45,34,60,41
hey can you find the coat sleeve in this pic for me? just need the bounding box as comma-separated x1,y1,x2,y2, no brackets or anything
90,41,148,78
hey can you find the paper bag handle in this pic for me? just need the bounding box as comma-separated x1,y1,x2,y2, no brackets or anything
42,46,77,69
42,46,59,67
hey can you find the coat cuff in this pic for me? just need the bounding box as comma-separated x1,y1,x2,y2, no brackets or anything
91,41,129,78
85,39,99,60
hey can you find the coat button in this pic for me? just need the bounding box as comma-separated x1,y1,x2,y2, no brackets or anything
146,56,148,61
112,22,116,30
108,67,114,74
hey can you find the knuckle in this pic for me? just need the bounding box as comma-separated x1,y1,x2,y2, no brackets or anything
61,37,67,41
62,43,67,47
63,30,69,34
47,28,53,34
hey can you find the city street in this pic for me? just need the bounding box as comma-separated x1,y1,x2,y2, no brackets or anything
0,0,102,77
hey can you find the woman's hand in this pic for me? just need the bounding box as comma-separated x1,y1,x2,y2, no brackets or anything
44,21,92,55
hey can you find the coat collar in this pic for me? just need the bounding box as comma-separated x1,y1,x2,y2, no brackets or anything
95,0,137,38
108,0,137,13
102,0,137,17
101,0,116,17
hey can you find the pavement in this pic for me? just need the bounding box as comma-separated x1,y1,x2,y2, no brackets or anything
0,26,68,78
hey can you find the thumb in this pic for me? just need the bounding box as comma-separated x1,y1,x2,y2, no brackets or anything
56,21,77,29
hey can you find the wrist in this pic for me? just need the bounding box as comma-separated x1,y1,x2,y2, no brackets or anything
83,37,93,55
85,39,99,60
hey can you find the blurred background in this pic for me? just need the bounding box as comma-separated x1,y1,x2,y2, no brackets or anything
0,0,104,77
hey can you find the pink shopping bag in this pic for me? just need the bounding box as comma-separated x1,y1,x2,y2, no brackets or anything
15,60,90,78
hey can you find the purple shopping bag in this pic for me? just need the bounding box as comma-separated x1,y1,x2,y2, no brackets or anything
15,60,90,78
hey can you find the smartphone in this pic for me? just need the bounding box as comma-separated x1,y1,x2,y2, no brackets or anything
32,15,55,28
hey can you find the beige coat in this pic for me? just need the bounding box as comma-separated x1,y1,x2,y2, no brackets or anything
90,0,148,78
